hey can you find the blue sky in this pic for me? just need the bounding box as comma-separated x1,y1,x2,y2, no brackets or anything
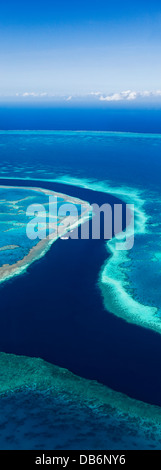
1,1,161,102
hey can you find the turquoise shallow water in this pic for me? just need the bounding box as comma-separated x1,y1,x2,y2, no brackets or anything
0,187,47,266
0,131,161,449
0,131,161,331
0,184,86,281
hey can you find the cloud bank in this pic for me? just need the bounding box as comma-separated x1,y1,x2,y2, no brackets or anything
12,90,161,103
16,92,48,97
99,90,161,102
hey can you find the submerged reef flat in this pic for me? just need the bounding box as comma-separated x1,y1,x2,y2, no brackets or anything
51,175,161,335
1,177,161,334
0,185,91,284
0,245,19,251
1,351,161,434
1,131,161,335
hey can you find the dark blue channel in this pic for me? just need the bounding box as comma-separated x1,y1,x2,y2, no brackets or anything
0,179,161,407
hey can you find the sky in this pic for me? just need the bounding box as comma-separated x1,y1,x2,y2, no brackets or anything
0,0,161,103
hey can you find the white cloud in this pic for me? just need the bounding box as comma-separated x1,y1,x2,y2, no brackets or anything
14,90,161,102
16,92,48,97
99,90,161,102
65,95,72,101
22,92,38,97
89,91,102,96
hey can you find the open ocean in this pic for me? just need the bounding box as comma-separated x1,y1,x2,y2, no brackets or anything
0,107,161,449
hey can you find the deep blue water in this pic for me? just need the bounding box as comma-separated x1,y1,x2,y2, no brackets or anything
0,179,161,408
0,115,161,449
0,105,161,133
